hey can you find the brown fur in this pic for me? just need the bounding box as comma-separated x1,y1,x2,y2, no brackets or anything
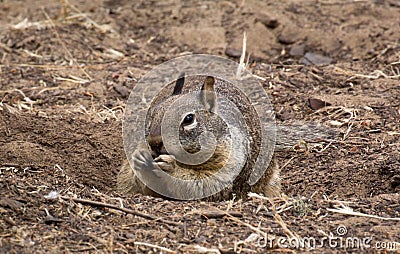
118,75,280,201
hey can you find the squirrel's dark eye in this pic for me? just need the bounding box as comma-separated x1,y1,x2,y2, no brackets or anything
182,113,195,125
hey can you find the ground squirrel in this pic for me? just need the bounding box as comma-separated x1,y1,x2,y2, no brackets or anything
117,74,334,201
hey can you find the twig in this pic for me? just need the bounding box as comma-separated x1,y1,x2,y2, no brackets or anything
191,209,243,219
40,8,92,80
236,32,247,79
181,244,221,253
66,1,114,33
133,241,176,253
0,63,109,69
316,141,333,153
59,196,180,226
327,206,400,221
207,206,267,236
272,208,298,239
280,156,296,171
247,193,298,239
0,88,27,97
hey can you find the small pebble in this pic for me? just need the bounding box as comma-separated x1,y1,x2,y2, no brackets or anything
290,44,305,56
301,52,333,65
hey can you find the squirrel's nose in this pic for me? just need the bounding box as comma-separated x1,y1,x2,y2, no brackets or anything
147,135,166,157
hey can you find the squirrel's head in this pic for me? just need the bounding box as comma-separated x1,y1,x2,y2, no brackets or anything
146,75,231,164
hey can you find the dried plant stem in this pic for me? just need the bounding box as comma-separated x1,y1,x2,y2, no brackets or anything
59,196,180,226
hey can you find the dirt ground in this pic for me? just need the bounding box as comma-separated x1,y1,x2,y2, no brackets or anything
0,0,399,253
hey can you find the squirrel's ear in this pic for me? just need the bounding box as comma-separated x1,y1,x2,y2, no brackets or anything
172,73,185,95
201,76,217,113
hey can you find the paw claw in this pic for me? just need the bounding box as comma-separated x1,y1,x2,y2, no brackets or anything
154,154,176,172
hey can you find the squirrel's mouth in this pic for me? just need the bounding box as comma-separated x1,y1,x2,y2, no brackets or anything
150,151,159,159
147,134,168,159
150,145,168,159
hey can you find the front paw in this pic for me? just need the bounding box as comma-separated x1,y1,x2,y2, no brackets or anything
154,154,176,172
132,149,154,171
132,149,167,180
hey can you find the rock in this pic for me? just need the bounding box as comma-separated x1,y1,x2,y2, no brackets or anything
0,197,23,211
289,44,305,56
44,215,64,224
167,26,226,50
308,98,332,110
256,13,280,29
225,48,242,58
87,83,105,97
278,25,303,44
301,52,333,65
300,57,312,65
113,84,130,99
227,21,277,60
